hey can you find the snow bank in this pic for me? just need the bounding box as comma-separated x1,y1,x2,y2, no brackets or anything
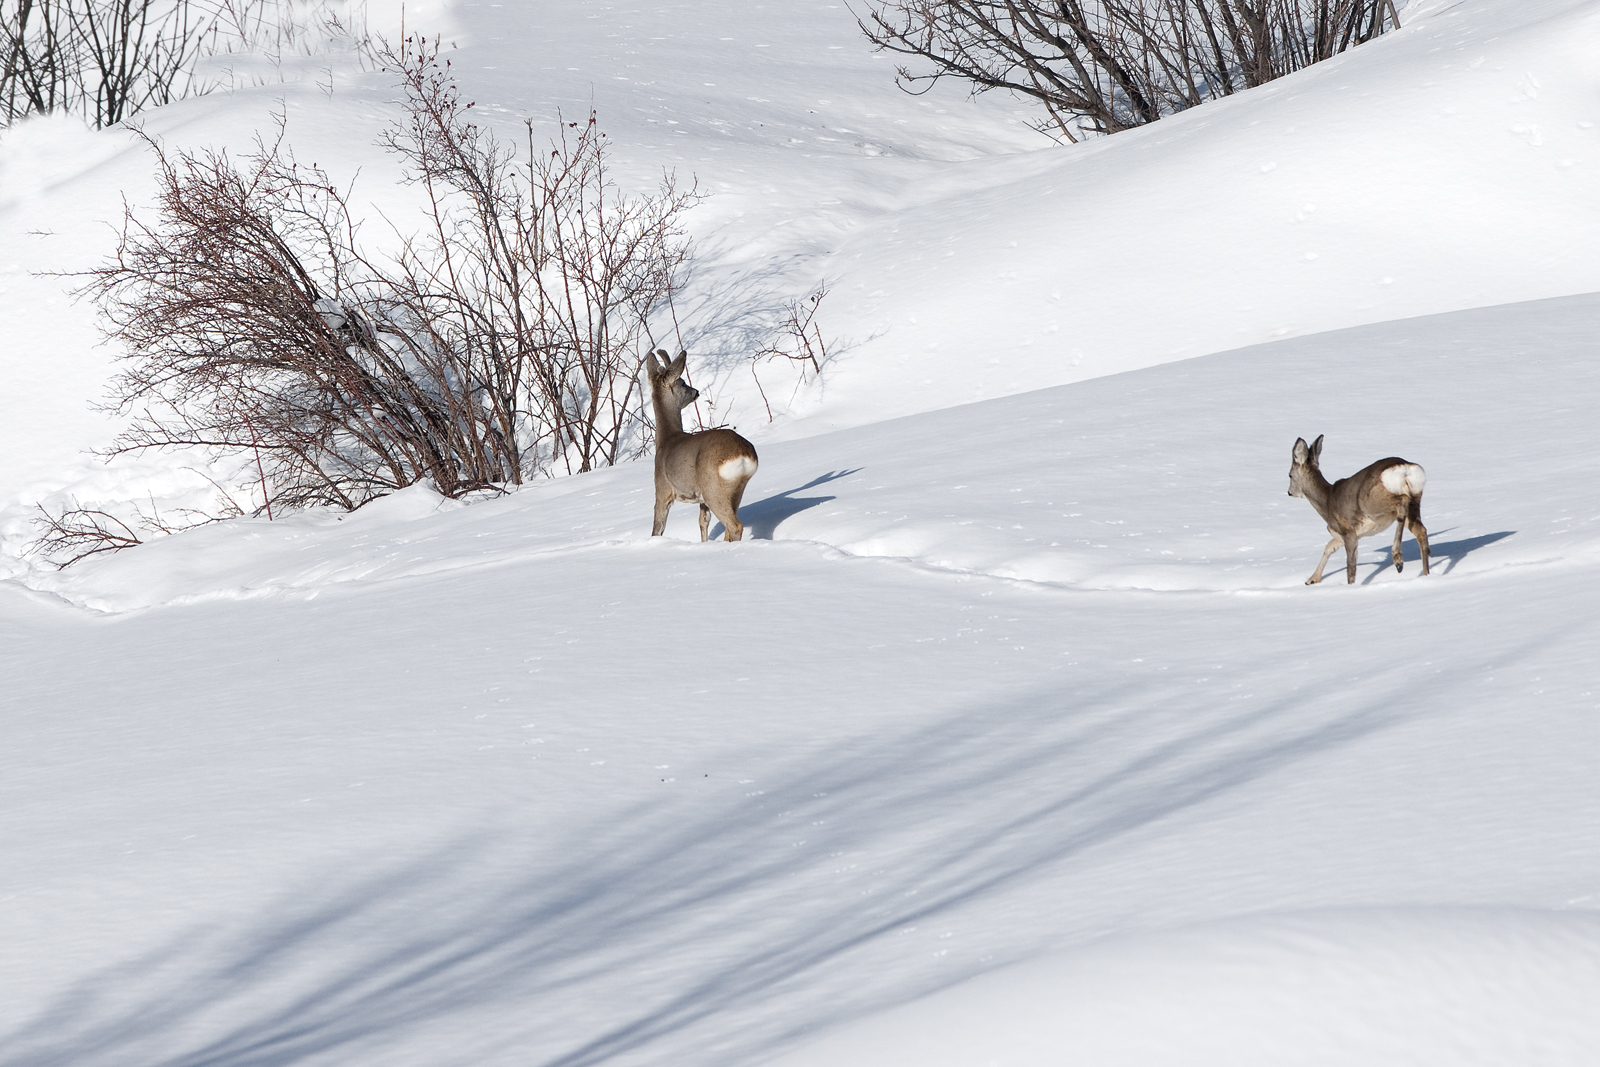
27,292,1600,611
770,909,1600,1067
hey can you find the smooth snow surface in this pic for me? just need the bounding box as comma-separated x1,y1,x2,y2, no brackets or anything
4,0,1600,1064
771,910,1600,1067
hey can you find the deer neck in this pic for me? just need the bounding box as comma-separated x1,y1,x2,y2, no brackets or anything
1300,468,1337,523
652,393,688,444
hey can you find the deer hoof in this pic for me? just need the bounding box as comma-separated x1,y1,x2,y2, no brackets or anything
1396,561,1404,573
1305,576,1320,585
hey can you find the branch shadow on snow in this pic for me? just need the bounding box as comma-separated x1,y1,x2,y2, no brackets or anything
0,675,1417,1067
1361,529,1515,582
653,256,870,423
713,469,861,540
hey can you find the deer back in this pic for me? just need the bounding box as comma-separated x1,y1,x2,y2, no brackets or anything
1330,457,1424,535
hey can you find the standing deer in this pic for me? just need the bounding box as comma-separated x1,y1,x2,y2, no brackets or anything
646,350,759,541
1288,434,1431,585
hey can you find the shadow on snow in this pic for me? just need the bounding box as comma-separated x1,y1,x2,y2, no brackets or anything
1360,529,1516,583
713,469,861,541
0,665,1430,1067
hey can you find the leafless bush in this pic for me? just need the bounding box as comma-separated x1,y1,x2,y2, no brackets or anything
71,35,698,532
858,0,1403,140
2,0,376,128
2,0,208,127
746,285,830,422
376,37,698,474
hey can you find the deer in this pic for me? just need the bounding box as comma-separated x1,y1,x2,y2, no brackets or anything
1288,434,1431,585
646,349,759,541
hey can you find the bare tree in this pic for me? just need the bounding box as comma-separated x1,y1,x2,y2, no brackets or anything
857,0,1402,141
72,0,206,126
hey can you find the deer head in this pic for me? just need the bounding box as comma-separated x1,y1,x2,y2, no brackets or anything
1288,434,1325,498
647,350,699,432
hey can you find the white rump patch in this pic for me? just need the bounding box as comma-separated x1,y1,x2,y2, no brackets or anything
1381,463,1426,496
719,455,758,482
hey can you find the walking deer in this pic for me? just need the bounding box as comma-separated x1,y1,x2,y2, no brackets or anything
1288,434,1431,585
646,350,759,541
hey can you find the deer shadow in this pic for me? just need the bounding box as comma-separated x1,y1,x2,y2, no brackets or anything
713,469,862,540
1362,529,1515,582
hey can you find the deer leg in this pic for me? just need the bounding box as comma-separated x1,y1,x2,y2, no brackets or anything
723,483,750,542
652,482,673,536
699,504,711,542
703,497,743,542
1392,515,1406,573
1344,533,1360,584
1408,499,1431,576
1307,536,1340,585
696,481,745,543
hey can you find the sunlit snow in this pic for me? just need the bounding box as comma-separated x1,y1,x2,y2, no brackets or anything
3,1,1599,1064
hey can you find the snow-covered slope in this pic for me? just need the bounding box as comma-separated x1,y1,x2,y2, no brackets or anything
5,0,1600,551
770,910,1600,1067
6,296,1600,1065
3,0,1600,1064
24,291,1600,611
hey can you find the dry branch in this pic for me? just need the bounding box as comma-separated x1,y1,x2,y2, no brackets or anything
858,0,1401,140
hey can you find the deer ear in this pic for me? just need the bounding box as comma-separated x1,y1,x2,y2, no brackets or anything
667,350,688,377
1310,435,1324,463
646,350,666,376
1293,438,1309,462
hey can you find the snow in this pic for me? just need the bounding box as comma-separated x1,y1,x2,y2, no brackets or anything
769,910,1600,1067
3,0,1600,1064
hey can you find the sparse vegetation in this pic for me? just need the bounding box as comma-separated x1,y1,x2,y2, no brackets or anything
71,36,698,526
858,0,1403,141
2,0,207,127
746,284,830,423
1,0,374,129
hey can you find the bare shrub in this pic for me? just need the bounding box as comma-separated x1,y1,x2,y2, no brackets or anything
80,123,467,511
1,0,376,129
858,0,1403,141
72,35,698,532
375,38,698,474
746,284,830,422
2,0,208,128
